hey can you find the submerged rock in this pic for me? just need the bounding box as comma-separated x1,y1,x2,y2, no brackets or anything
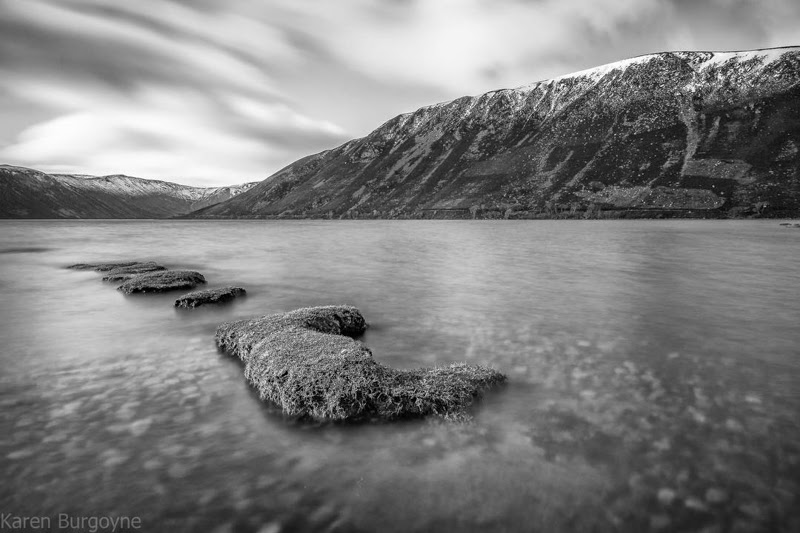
705,487,728,504
215,305,506,421
101,262,167,282
117,270,206,294
67,261,141,271
175,287,246,308
657,488,676,506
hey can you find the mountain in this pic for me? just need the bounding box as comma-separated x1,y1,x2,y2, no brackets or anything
0,165,258,218
189,47,800,219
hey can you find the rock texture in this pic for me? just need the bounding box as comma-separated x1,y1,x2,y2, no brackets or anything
101,262,167,282
117,270,206,294
67,261,142,271
215,306,506,421
189,47,800,220
0,165,257,218
174,287,246,308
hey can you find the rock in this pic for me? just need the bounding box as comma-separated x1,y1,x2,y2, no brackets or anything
725,418,744,432
68,261,207,294
6,449,34,460
653,438,671,452
738,502,764,520
101,262,166,281
688,406,707,424
743,393,762,405
50,400,82,418
657,488,676,505
649,515,671,530
705,487,728,504
129,417,153,437
685,497,709,512
67,261,140,271
215,306,506,421
143,459,162,471
210,522,234,533
100,449,128,468
117,270,206,294
256,522,282,533
174,287,246,308
167,463,191,478
627,474,645,490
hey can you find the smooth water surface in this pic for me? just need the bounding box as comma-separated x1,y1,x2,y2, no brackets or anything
0,220,798,532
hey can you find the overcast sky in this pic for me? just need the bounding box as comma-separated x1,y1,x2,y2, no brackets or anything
1,0,798,186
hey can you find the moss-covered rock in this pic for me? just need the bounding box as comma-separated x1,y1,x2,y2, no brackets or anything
175,287,246,308
67,261,141,271
101,262,167,282
216,306,506,421
117,270,205,294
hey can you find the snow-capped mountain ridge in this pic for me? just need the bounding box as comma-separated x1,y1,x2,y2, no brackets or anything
392,47,799,123
49,172,256,200
389,47,800,134
542,47,794,84
0,165,258,218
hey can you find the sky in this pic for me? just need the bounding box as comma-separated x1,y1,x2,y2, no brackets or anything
1,0,798,186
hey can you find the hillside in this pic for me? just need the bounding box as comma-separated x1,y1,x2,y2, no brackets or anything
0,165,257,218
189,47,800,219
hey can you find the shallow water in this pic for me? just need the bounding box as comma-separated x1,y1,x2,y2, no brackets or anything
0,219,798,532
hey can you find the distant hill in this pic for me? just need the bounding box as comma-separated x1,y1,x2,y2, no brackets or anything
188,47,800,219
0,165,258,218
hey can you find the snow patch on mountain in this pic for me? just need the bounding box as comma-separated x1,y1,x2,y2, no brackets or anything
691,48,793,70
544,54,654,84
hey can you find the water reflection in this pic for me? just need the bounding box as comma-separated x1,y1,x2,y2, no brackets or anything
0,220,798,532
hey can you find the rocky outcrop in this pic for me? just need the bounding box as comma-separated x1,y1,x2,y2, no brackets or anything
0,165,258,219
215,306,506,421
174,287,246,308
189,47,800,220
117,270,206,294
67,261,141,271
101,262,167,282
68,259,213,298
67,260,169,281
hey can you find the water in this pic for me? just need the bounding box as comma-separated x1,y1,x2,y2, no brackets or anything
0,220,798,533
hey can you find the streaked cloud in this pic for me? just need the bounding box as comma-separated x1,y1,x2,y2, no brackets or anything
0,0,797,185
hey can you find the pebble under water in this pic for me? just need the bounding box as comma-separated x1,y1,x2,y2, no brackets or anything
0,219,798,533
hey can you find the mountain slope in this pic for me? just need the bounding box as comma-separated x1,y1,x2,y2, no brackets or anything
190,47,800,219
0,165,258,218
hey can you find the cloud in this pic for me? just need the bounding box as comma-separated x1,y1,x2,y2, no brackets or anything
0,77,349,186
0,0,797,185
0,0,349,185
282,0,798,93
